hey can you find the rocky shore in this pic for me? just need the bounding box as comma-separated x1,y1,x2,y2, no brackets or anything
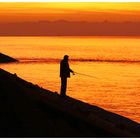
0,68,140,137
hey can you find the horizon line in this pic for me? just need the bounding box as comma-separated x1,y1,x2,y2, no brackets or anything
0,0,140,2
1,20,140,23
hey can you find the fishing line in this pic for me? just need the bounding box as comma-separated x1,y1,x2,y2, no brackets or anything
74,72,99,79
74,71,116,103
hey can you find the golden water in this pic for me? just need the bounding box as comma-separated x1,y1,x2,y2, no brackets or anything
0,36,140,123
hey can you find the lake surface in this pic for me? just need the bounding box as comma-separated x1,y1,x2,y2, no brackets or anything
0,36,140,123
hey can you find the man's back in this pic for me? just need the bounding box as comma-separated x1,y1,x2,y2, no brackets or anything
60,59,70,78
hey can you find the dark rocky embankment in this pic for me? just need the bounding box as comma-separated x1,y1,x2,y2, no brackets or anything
0,53,18,63
0,68,140,137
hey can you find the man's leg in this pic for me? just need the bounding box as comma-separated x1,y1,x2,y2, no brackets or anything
60,77,67,96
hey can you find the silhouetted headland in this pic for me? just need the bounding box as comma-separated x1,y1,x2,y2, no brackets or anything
0,68,140,137
0,21,140,36
0,53,18,63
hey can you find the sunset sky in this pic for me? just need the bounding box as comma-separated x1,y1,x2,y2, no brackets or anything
0,2,140,23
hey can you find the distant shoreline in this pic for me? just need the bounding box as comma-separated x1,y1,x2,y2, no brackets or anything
0,35,140,37
0,53,18,63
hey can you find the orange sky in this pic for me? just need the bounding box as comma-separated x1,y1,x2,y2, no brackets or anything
0,2,140,23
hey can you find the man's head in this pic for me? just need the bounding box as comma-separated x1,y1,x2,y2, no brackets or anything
64,55,69,60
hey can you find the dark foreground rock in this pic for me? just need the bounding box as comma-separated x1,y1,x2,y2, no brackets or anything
0,68,140,137
0,53,18,63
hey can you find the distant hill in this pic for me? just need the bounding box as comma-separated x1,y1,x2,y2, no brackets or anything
0,68,140,137
0,21,140,36
0,53,18,63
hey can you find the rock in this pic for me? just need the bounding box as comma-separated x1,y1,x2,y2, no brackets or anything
0,53,18,63
0,68,140,137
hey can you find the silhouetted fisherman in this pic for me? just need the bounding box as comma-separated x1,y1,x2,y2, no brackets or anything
60,55,75,97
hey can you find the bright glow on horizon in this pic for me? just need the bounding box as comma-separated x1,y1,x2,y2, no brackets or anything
0,2,140,22
0,0,140,1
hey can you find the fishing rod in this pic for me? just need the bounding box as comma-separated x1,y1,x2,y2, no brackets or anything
74,72,99,79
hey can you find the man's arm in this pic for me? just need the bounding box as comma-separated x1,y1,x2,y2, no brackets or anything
69,68,75,75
